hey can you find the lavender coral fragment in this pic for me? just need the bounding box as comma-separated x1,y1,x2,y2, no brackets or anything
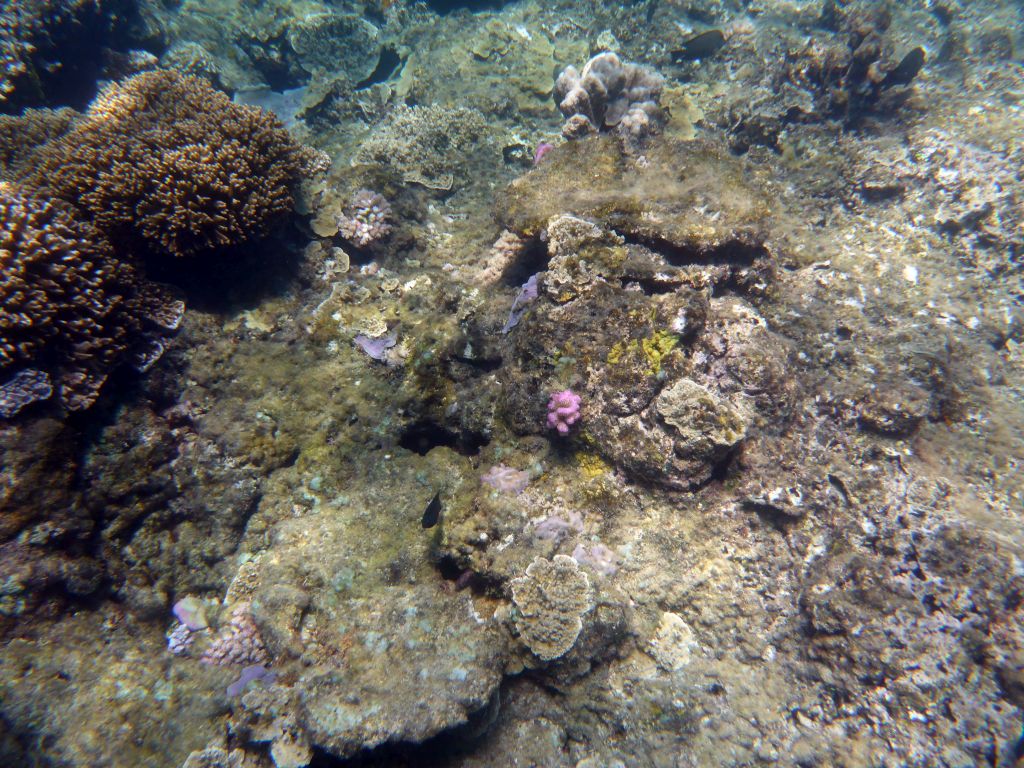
354,331,398,362
172,596,209,631
573,542,619,577
502,274,539,334
226,664,276,698
167,623,196,656
534,510,584,542
481,464,530,495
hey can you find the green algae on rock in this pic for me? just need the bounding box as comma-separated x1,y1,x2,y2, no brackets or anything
495,135,773,259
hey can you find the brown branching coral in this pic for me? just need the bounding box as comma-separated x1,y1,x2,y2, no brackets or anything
13,70,323,258
0,107,76,171
0,182,183,417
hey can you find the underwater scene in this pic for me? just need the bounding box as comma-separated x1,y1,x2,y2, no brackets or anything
0,0,1022,766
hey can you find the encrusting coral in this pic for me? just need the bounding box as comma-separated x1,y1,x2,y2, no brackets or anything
9,70,323,258
510,554,594,661
0,182,183,417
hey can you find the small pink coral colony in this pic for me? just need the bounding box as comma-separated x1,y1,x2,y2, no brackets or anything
547,389,582,435
338,189,392,247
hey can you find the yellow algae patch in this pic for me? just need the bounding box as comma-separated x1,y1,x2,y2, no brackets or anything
575,451,612,480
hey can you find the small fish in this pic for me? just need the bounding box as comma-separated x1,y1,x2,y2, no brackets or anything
882,47,925,89
421,492,442,529
671,29,726,62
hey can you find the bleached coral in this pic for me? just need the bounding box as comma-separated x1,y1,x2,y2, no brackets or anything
481,464,530,495
554,52,664,140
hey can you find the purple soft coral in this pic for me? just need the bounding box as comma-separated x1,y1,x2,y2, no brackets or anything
546,389,582,435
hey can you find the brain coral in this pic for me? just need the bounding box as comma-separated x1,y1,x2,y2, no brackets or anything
14,70,321,257
510,554,594,661
0,183,183,416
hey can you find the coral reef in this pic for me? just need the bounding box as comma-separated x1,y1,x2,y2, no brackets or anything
553,52,664,140
510,554,594,662
0,183,182,416
200,603,269,667
9,70,322,258
2,1,1024,766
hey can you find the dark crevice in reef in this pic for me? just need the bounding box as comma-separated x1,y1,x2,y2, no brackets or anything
245,34,299,92
141,233,307,313
451,353,503,373
356,47,403,90
620,275,680,295
307,683,503,766
501,236,549,288
399,419,489,456
620,231,765,270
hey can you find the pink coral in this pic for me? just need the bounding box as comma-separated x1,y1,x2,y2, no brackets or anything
200,602,269,667
534,510,584,541
338,189,392,247
573,542,619,577
546,389,582,435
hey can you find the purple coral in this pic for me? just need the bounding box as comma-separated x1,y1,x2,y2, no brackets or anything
547,389,582,435
573,542,619,577
502,274,539,334
172,596,209,630
200,603,269,667
338,189,392,247
226,664,276,698
354,331,398,362
167,622,197,656
481,464,530,495
533,142,554,165
534,510,584,542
